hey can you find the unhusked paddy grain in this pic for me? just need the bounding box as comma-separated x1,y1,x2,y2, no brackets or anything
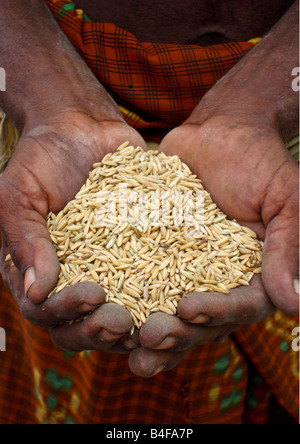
46,142,263,329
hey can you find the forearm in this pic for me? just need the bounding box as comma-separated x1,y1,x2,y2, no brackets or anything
189,1,299,141
0,0,122,133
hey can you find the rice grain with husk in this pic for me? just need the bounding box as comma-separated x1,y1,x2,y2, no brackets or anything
45,142,263,330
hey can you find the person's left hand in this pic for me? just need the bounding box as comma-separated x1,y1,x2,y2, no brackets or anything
129,113,298,377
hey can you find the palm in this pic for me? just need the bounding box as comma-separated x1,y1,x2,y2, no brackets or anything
0,113,146,354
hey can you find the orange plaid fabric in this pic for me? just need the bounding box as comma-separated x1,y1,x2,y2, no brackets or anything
0,0,299,424
44,0,258,139
0,276,298,424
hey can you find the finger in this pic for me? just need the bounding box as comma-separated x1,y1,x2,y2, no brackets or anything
0,240,58,326
0,247,106,327
128,347,188,378
0,237,23,296
262,191,299,315
139,312,229,352
0,180,60,303
50,303,133,353
177,275,275,326
45,282,106,322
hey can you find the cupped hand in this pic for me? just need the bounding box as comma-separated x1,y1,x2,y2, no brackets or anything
0,110,146,353
160,116,299,314
129,115,298,377
129,275,274,377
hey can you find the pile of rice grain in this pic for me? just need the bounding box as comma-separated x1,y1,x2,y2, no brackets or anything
46,142,263,329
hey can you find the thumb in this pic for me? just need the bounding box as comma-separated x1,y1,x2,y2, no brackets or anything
0,204,60,304
262,193,299,316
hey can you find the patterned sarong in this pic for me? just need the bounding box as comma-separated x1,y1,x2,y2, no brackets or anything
0,0,298,424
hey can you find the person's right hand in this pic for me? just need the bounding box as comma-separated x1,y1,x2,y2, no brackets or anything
0,109,146,353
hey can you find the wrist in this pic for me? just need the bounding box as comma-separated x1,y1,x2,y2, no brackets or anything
0,0,123,134
187,74,296,141
187,2,299,142
187,87,276,129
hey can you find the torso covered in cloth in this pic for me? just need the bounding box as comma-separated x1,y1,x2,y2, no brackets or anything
74,0,294,46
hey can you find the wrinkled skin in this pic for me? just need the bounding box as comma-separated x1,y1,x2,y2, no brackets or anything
129,115,298,377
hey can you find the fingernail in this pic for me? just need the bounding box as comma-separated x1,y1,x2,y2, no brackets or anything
214,335,228,344
293,278,299,295
123,338,139,351
99,329,123,342
214,326,239,344
77,302,101,315
153,336,177,350
24,267,36,297
149,365,165,377
186,313,211,324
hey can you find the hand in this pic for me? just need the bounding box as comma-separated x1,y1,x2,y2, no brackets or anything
129,114,298,377
129,275,274,377
159,115,299,314
0,109,146,353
